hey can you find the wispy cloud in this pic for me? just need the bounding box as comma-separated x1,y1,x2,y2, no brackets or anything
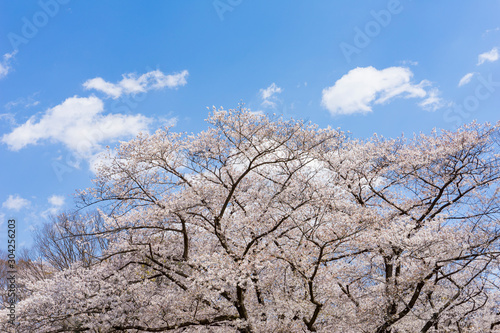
458,72,475,87
484,27,500,35
418,88,446,111
2,194,30,211
0,50,17,80
260,83,283,108
321,66,444,116
5,93,40,110
400,60,418,66
477,47,499,65
83,69,189,99
0,113,16,126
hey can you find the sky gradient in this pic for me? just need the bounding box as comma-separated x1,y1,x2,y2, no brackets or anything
1,0,499,249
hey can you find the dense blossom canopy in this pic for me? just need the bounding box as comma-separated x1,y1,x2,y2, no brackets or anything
2,109,500,332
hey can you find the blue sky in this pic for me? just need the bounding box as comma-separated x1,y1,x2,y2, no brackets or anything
0,0,499,249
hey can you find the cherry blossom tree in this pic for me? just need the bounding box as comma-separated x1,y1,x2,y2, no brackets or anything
3,109,500,332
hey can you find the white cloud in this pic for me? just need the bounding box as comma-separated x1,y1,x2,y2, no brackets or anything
83,78,122,98
1,96,151,158
83,69,189,99
43,194,66,216
0,50,17,79
418,88,446,111
260,83,283,108
260,83,282,100
321,66,443,116
48,195,65,207
458,72,475,87
477,47,499,65
2,194,30,211
0,64,9,79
